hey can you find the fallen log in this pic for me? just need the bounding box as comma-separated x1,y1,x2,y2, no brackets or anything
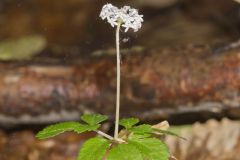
0,45,239,125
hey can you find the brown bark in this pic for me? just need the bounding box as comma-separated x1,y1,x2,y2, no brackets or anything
0,45,239,125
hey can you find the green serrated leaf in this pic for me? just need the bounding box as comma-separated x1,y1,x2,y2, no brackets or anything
129,124,153,134
119,118,139,129
128,138,170,160
36,122,99,139
85,124,101,131
81,114,108,125
78,137,110,160
107,143,143,160
129,133,151,139
153,129,187,140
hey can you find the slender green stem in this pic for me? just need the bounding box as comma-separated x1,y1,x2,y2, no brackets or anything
114,22,121,139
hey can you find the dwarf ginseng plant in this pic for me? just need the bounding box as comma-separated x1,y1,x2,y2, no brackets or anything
36,3,181,160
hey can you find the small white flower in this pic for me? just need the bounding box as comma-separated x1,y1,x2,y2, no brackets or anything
100,3,143,32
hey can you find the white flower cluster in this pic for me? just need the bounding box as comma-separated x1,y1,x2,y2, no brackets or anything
100,3,143,32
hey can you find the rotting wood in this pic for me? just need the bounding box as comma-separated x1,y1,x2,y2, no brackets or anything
0,45,239,125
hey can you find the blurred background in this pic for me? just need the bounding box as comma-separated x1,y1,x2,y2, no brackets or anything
0,0,240,160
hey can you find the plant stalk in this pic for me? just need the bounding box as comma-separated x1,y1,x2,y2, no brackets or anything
114,22,121,140
96,130,114,140
96,130,125,143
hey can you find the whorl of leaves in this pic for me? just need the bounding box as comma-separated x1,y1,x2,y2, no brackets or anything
36,115,181,160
